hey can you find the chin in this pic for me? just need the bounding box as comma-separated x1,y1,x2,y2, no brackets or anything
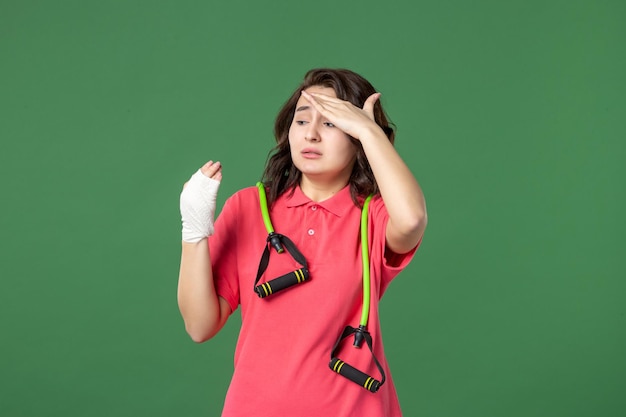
294,160,321,174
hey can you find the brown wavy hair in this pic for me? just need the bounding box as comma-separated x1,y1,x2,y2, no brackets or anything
261,68,395,207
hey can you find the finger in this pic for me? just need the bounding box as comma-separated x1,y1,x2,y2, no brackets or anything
200,160,214,174
303,91,345,108
301,91,332,118
304,90,336,99
362,93,381,120
301,90,322,106
302,91,349,119
200,160,222,179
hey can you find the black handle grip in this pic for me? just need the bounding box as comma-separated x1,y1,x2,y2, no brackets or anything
254,268,309,298
329,357,381,393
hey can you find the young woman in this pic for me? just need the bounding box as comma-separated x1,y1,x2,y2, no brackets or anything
178,68,427,416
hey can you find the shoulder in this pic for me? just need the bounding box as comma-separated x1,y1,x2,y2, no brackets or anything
225,185,260,206
366,193,388,219
217,186,261,220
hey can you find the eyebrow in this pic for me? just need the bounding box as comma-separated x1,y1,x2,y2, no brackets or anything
295,105,311,112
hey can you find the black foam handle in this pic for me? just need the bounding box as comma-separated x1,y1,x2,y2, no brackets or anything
254,267,309,298
329,357,381,393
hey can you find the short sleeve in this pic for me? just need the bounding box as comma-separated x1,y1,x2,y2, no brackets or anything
367,195,420,296
208,194,241,313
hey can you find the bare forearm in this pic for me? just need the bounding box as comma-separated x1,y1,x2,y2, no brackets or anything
360,127,427,252
177,239,228,342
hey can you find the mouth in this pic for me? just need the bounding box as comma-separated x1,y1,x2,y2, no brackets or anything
301,148,322,159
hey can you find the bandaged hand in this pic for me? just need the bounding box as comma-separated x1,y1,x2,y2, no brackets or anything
180,161,222,242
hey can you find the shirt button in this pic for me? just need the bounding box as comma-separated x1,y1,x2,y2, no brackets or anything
311,205,317,211
307,229,315,236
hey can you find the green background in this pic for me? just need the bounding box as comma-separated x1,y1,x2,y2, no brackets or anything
1,0,624,416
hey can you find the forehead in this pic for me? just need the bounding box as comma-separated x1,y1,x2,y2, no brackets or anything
295,85,337,108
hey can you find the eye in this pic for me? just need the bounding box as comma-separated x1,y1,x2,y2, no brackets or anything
323,122,335,128
295,120,307,126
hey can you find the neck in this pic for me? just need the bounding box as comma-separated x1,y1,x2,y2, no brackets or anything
300,175,349,202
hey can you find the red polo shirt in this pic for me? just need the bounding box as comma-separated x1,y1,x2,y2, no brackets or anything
209,184,418,417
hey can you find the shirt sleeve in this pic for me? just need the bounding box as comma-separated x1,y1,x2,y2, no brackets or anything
367,195,420,296
208,193,241,314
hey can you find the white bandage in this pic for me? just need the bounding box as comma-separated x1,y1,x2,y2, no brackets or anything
180,169,221,242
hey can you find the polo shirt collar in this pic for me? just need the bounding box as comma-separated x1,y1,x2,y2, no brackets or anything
285,185,354,217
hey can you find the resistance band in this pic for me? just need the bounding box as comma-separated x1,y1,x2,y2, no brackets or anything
328,195,386,393
255,183,385,392
254,183,310,298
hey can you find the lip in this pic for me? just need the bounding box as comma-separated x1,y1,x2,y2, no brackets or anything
301,148,322,159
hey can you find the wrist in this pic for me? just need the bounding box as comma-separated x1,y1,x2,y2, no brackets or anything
357,123,388,145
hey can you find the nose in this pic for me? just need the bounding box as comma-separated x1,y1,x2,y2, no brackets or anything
305,117,321,142
305,132,320,142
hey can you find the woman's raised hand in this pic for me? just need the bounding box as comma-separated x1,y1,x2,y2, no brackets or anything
300,90,382,141
200,160,222,181
180,161,222,242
